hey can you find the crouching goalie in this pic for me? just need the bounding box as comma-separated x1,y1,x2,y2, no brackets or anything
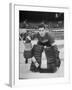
30,24,61,73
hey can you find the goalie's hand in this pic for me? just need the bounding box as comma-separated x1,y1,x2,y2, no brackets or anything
26,36,31,41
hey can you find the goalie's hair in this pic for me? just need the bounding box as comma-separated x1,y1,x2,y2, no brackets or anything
38,24,45,29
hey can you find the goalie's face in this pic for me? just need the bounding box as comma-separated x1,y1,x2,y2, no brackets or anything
39,27,45,36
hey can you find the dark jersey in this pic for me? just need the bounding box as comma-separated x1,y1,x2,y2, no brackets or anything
37,32,54,44
31,32,55,44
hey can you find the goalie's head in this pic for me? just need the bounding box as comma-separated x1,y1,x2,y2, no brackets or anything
38,24,46,36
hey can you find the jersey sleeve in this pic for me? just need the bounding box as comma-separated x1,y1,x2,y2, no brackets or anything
47,32,55,44
30,32,39,40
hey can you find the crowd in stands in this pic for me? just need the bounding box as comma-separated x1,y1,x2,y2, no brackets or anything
19,21,64,29
19,21,64,41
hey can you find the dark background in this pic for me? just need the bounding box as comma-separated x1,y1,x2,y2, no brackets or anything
19,10,64,23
